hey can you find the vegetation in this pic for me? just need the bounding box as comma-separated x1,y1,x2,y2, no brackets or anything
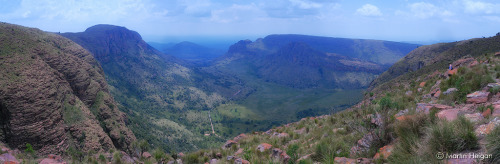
487,126,500,163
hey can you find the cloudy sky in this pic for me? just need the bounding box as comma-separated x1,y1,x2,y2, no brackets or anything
1,0,499,44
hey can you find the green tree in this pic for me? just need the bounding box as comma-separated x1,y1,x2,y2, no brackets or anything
139,139,150,155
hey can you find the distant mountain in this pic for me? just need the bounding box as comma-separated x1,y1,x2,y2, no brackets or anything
369,33,500,90
217,34,418,89
252,34,419,65
0,22,136,155
151,41,224,63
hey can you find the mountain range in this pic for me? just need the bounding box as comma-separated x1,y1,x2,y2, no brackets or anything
1,22,420,157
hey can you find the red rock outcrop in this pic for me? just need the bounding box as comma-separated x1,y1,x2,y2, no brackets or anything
0,22,135,155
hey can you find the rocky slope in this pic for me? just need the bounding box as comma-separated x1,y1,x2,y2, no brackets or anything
0,22,136,155
370,33,500,90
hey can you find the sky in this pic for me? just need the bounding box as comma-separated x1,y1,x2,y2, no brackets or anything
1,0,500,46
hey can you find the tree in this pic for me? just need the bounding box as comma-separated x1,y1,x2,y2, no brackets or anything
139,139,150,155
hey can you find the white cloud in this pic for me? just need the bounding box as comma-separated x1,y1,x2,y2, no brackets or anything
290,0,322,9
356,4,382,16
463,0,500,14
209,4,265,23
409,2,438,19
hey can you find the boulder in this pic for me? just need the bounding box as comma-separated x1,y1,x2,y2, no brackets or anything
296,154,312,162
447,69,457,76
270,148,282,159
234,148,243,156
222,140,237,149
332,128,344,133
482,108,492,118
210,159,218,164
475,118,500,136
487,83,500,88
277,133,289,138
281,152,291,163
416,103,452,114
257,143,272,152
443,88,458,95
418,88,423,92
437,108,468,121
405,91,413,96
216,153,222,159
469,60,479,67
39,158,66,164
233,134,247,142
334,157,356,164
294,128,306,134
452,57,475,68
176,158,183,164
350,132,377,156
373,145,394,160
464,113,484,122
121,153,135,164
0,153,19,164
142,152,152,159
178,152,185,158
357,158,373,164
466,91,491,104
434,90,441,98
234,158,250,164
495,51,500,56
419,82,426,87
370,113,383,126
227,156,234,161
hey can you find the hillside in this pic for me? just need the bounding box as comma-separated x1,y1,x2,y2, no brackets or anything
181,37,500,164
370,33,500,90
0,22,136,156
151,41,224,64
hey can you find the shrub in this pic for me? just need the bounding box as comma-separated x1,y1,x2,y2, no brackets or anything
486,126,500,163
388,114,428,163
427,117,478,153
24,143,35,156
489,86,500,95
287,144,300,162
185,153,200,164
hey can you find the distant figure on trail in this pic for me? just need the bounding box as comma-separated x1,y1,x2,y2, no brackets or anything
449,64,453,70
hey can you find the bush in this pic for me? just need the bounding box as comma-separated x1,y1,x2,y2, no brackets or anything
486,126,500,163
427,117,478,153
185,153,200,164
388,114,428,163
489,86,500,95
287,144,300,163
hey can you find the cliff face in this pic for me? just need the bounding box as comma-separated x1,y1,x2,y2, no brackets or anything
0,22,135,155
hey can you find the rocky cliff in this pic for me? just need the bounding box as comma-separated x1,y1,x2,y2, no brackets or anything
0,22,136,155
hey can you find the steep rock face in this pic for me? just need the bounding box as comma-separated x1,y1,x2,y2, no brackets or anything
0,22,135,154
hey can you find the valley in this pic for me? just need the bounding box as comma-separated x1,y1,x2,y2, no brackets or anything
55,24,419,153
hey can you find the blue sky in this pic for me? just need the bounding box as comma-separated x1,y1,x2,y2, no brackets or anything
1,0,500,44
